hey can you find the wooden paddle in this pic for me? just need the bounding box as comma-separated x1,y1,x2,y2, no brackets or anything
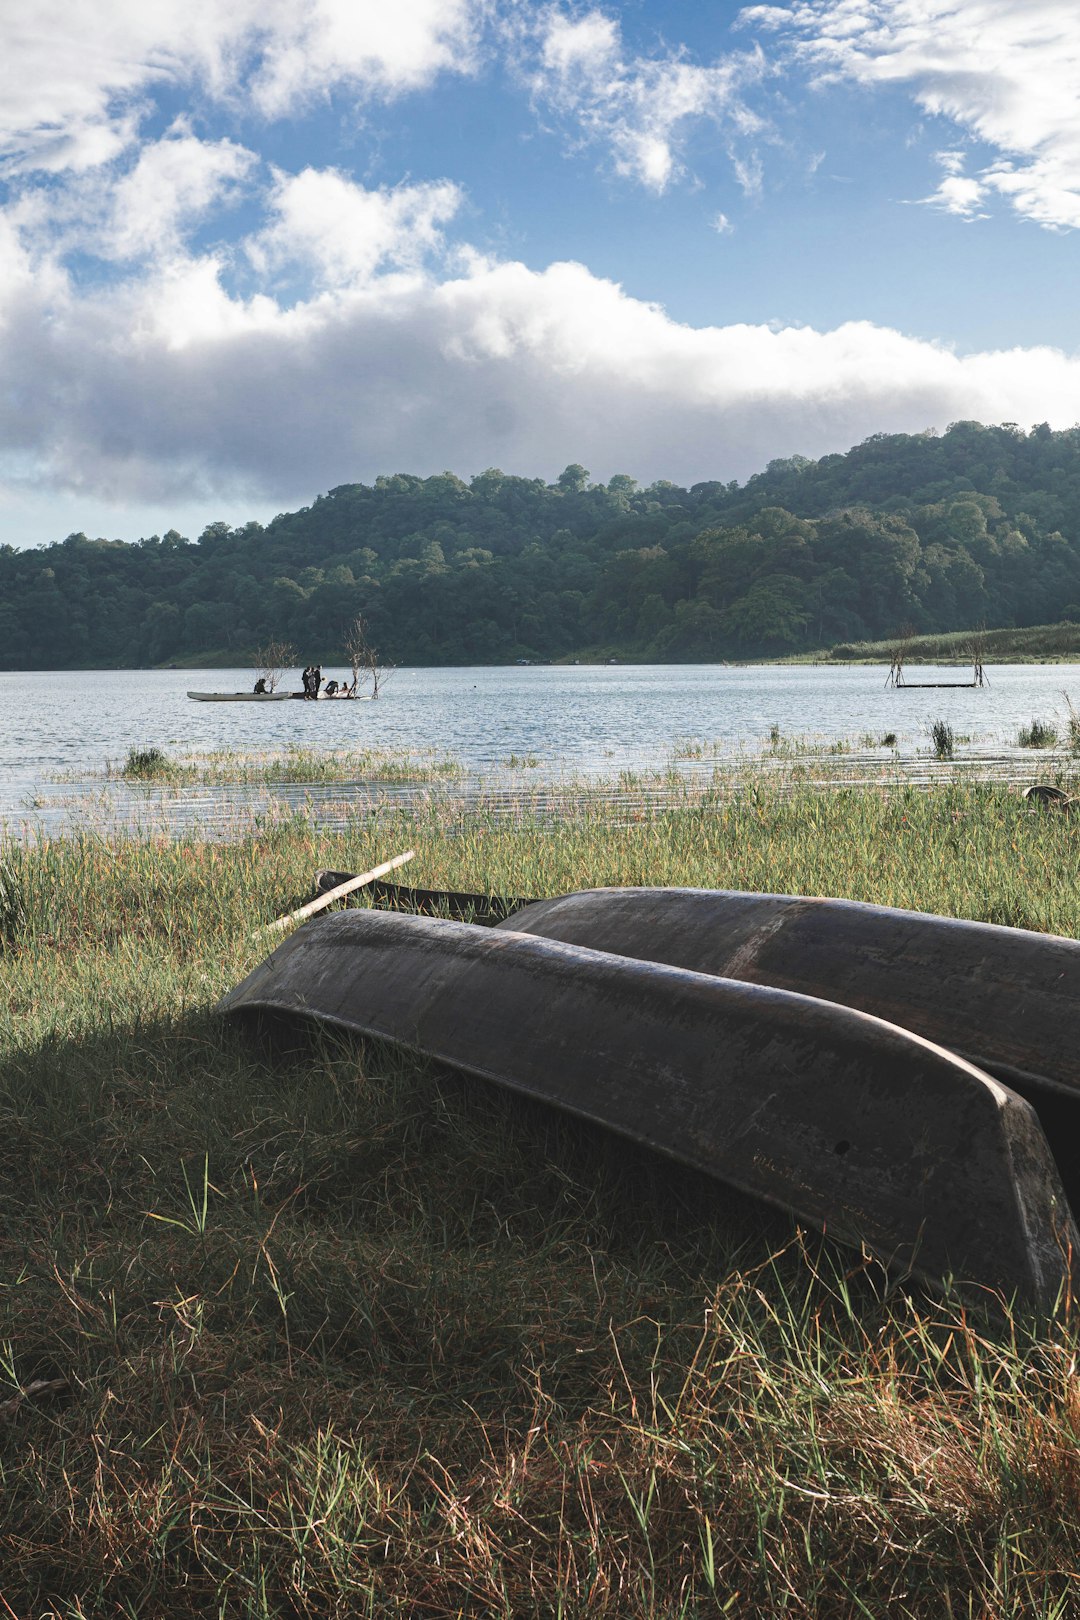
258,849,415,938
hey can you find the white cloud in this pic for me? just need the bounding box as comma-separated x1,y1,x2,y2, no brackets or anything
741,0,1080,229
0,0,484,175
2,126,258,277
248,170,463,290
520,6,767,192
247,0,485,119
918,147,988,218
1,0,1077,537
108,129,256,259
2,231,1079,512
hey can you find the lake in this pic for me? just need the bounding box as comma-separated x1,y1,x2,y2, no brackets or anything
4,662,1078,837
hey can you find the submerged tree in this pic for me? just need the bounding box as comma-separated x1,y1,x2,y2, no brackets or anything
253,639,295,693
886,622,915,689
344,615,394,698
968,622,989,687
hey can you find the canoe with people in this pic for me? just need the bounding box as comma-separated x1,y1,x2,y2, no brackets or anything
188,665,359,701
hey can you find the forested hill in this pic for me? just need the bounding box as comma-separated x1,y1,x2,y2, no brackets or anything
5,419,1080,669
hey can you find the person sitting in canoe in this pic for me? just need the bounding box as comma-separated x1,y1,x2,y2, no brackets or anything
253,676,268,694
324,678,339,697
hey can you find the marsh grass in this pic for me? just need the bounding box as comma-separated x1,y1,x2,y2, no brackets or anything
1018,718,1059,749
122,744,172,777
5,780,1080,1613
1063,692,1080,755
104,744,463,787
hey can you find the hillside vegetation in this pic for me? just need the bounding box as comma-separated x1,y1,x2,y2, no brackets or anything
6,420,1080,668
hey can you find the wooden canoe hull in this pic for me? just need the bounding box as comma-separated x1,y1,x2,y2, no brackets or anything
314,871,528,923
187,690,295,701
498,889,1080,1101
186,690,357,702
219,909,1078,1310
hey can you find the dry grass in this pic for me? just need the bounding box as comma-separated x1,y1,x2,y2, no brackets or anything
3,779,1080,1614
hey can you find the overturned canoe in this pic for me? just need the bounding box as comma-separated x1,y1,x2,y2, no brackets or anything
497,889,1080,1103
220,908,1078,1310
314,870,529,923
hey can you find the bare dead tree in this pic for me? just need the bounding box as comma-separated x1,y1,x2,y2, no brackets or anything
253,639,295,692
968,622,989,687
886,622,915,688
344,615,395,698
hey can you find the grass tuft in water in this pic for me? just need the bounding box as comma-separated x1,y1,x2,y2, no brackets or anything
1018,717,1059,749
122,745,175,778
102,744,463,788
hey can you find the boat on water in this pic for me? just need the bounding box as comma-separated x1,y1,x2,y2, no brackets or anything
221,893,1080,1309
187,689,357,701
188,689,295,702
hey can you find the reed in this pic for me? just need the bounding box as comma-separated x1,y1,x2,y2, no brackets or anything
1018,717,1059,749
101,744,463,786
3,776,1080,1615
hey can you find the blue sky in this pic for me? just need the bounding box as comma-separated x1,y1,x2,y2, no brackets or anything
1,0,1079,546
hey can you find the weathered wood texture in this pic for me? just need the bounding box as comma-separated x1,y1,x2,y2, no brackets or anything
220,909,1077,1310
500,888,1080,1101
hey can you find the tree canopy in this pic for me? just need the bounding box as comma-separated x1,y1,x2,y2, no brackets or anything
5,422,1080,667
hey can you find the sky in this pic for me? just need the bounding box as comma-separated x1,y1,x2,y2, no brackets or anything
2,0,1080,546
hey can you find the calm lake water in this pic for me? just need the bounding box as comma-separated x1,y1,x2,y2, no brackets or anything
4,662,1079,837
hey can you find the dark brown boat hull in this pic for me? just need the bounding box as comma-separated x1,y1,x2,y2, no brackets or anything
220,909,1077,1310
498,888,1080,1100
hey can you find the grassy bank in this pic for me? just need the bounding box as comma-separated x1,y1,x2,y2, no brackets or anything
4,781,1080,1615
797,620,1080,666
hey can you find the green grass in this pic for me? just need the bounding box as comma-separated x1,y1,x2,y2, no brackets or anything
807,621,1080,665
1018,718,1060,749
103,744,463,786
5,781,1080,1613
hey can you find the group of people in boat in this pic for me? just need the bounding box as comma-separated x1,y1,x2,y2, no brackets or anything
251,667,353,697
302,665,352,698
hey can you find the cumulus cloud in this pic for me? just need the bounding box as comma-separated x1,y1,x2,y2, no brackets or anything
1,0,1078,535
923,150,989,219
107,130,257,260
247,170,463,290
518,5,767,191
2,226,1079,509
740,0,1080,229
3,126,258,277
0,0,484,175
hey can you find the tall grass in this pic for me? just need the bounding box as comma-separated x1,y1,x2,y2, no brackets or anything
4,779,1080,1613
103,744,463,786
1018,717,1059,749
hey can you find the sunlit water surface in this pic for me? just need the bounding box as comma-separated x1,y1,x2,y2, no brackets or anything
4,663,1078,837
